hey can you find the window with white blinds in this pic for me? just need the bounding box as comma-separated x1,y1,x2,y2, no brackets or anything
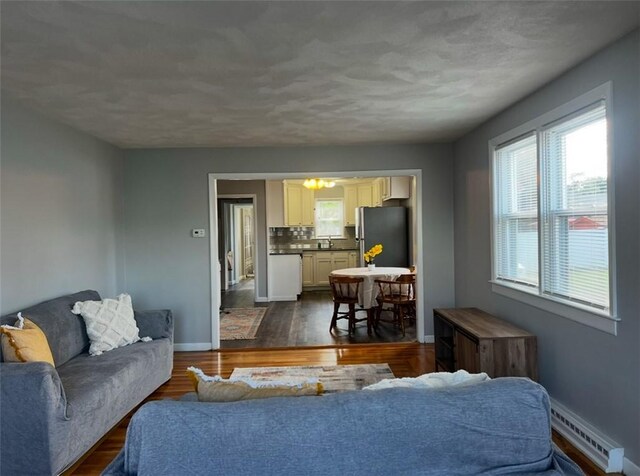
540,103,609,311
494,135,539,287
491,89,613,322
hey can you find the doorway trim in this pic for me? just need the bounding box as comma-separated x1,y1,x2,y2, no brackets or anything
209,170,423,351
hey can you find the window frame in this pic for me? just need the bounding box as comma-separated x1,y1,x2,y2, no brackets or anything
489,82,618,335
314,198,345,238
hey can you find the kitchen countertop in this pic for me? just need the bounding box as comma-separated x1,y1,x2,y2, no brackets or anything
270,248,358,255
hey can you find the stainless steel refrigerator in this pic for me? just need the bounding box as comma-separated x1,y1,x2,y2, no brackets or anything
355,206,408,267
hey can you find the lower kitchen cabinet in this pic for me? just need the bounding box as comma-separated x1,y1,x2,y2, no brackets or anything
348,251,358,268
302,251,354,288
302,253,315,286
315,255,333,286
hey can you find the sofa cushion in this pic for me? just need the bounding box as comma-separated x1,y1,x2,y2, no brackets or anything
72,293,141,356
55,338,172,468
0,315,55,366
0,290,99,366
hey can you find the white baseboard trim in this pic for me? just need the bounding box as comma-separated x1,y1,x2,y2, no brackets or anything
173,343,212,351
624,458,640,476
255,296,269,303
423,335,434,343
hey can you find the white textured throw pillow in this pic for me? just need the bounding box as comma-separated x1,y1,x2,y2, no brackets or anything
72,293,146,356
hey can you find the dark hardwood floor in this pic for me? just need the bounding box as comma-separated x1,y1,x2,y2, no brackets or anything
221,280,416,349
68,344,608,476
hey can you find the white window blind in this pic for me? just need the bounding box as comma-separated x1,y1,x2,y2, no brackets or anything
494,134,539,287
540,102,609,311
314,199,344,238
491,87,613,325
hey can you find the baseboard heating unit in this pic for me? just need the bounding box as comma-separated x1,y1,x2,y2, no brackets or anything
550,398,624,473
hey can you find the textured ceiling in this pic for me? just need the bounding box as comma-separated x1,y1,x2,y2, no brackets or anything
1,1,638,148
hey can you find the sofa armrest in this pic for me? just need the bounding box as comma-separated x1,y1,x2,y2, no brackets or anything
0,362,69,474
134,309,173,341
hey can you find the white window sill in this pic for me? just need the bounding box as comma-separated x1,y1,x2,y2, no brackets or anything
490,280,618,335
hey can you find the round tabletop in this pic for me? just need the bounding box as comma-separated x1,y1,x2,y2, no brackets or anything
330,267,411,278
330,267,412,308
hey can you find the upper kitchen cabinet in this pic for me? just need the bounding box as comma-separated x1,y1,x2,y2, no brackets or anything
284,181,315,226
381,177,411,201
372,179,383,206
344,182,375,225
357,183,373,207
266,180,285,227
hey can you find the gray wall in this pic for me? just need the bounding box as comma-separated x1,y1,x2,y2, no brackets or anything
122,144,455,346
0,97,124,313
453,31,639,462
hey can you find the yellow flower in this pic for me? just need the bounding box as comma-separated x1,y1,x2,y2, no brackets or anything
365,244,383,262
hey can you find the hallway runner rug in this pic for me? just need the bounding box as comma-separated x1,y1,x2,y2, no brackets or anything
230,364,395,393
220,307,267,340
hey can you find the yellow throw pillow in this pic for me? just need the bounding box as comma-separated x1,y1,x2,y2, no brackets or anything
0,313,55,366
187,367,323,402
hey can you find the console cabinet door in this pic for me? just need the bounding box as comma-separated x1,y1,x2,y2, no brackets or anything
454,330,480,373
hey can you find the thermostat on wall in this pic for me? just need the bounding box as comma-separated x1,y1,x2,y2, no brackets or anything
191,229,206,238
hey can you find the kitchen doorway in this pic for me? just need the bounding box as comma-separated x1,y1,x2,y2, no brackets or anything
209,171,425,350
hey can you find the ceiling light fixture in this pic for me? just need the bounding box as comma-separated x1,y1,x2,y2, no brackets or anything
303,179,335,190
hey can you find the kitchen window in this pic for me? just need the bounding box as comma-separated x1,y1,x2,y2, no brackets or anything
314,199,344,238
490,83,617,333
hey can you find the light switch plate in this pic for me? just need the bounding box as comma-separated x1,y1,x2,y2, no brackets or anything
192,229,206,238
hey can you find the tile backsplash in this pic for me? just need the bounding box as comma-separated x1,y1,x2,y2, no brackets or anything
269,227,357,250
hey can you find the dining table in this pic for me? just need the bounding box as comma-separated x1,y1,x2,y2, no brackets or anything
329,267,412,309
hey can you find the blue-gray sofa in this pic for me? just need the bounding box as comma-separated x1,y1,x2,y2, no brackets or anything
0,290,173,475
103,378,583,475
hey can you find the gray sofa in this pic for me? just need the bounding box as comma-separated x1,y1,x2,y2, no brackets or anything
104,378,583,475
0,290,173,475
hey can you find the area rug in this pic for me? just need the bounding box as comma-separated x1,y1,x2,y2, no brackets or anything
220,307,267,340
230,364,395,393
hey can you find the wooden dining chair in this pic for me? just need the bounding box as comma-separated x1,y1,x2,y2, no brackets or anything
329,275,371,336
374,274,416,336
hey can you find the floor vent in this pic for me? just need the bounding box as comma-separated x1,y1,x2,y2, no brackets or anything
550,398,624,473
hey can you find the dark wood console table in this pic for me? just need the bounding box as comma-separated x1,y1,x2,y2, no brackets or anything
434,308,538,380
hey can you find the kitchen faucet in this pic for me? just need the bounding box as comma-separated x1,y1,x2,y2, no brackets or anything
328,236,334,248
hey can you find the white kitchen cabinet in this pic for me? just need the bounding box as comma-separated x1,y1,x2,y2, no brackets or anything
344,185,358,225
331,252,349,271
302,253,315,286
315,254,333,286
344,181,377,225
266,180,285,227
357,183,373,207
381,177,411,201
348,251,358,268
268,254,302,301
372,179,383,206
303,251,354,287
284,182,315,226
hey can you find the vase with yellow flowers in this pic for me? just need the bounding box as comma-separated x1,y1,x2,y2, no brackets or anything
363,244,383,270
